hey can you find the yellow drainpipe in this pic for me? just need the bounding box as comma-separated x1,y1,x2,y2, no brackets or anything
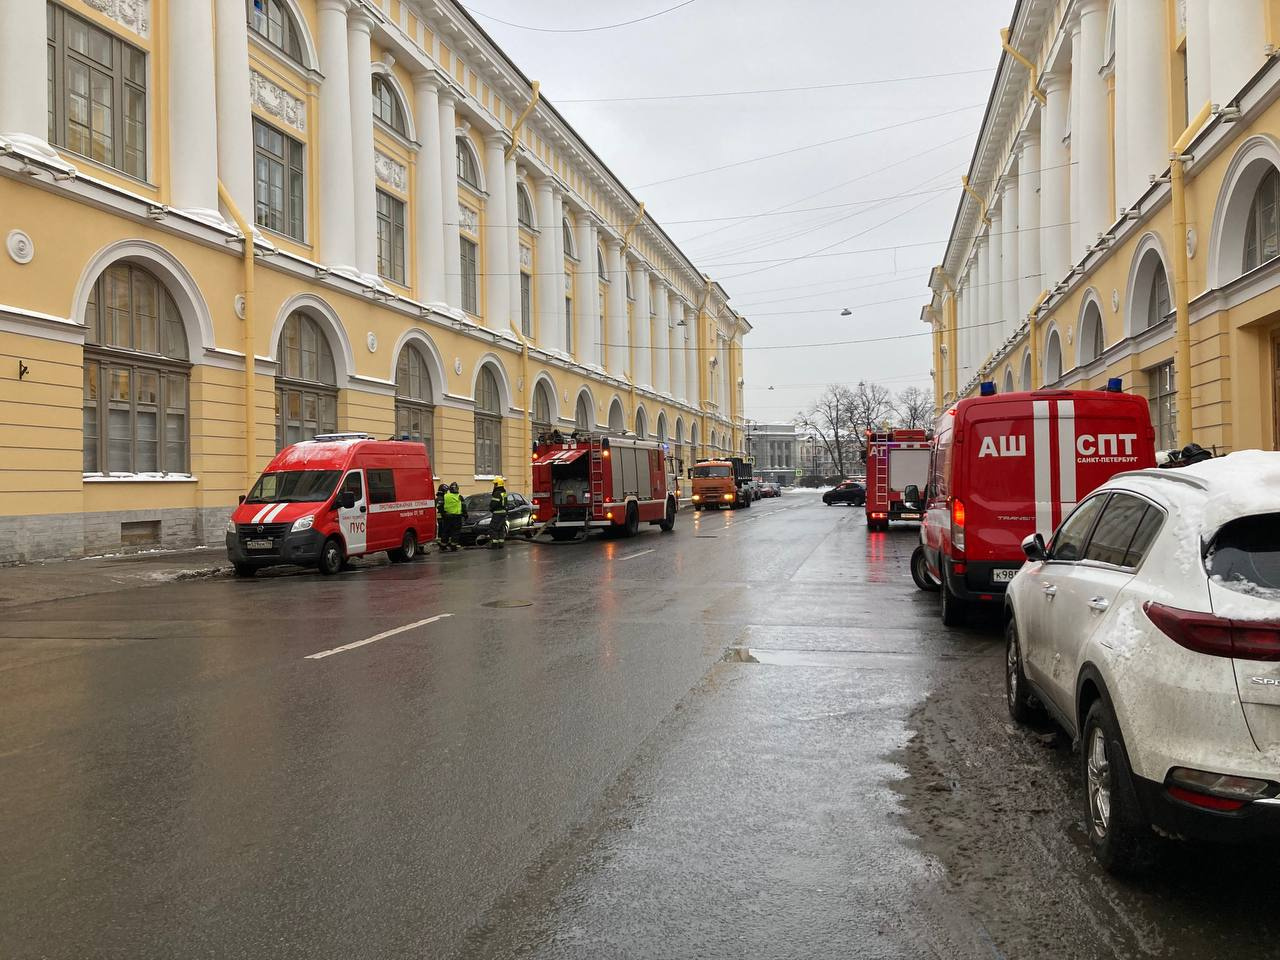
1170,100,1213,444
510,326,533,491
217,181,258,489
960,175,992,227
621,202,645,255
1027,289,1049,390
1000,28,1047,106
505,81,540,161
936,270,959,405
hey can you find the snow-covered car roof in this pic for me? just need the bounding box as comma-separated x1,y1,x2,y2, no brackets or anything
1106,451,1280,537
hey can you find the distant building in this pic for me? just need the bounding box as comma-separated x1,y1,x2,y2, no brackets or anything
746,423,797,484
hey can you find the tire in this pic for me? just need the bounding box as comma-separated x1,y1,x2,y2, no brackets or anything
694,504,703,512
910,546,940,592
940,578,968,626
232,562,256,578
317,537,344,576
550,528,577,542
825,500,833,507
624,504,640,538
742,495,752,509
659,499,676,532
389,530,417,563
1081,699,1155,875
1005,618,1039,723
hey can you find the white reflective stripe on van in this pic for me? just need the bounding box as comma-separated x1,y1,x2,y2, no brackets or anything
1033,400,1053,537
367,499,435,514
1055,399,1077,518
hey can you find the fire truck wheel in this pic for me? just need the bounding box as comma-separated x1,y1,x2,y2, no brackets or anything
910,546,940,592
389,530,418,563
318,538,345,576
940,579,968,626
624,504,640,537
659,499,676,531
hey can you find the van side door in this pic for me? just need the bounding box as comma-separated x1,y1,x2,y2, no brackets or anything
364,467,398,550
337,469,367,555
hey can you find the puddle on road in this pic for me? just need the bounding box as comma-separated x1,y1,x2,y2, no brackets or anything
722,646,956,667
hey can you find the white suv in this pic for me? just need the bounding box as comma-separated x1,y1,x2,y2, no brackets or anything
1004,451,1280,873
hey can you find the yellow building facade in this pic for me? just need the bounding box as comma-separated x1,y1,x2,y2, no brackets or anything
0,0,749,562
926,0,1280,459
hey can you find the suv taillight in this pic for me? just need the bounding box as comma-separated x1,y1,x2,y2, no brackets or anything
1143,602,1280,660
950,498,965,555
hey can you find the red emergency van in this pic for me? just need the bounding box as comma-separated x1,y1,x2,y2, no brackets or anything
226,433,436,576
914,387,1155,625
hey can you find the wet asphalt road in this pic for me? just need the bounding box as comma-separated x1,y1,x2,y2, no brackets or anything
2,492,1277,960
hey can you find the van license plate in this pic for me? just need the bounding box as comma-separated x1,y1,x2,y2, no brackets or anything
992,569,1017,583
246,539,273,551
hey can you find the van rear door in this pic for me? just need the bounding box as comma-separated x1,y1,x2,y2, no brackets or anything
961,400,1039,567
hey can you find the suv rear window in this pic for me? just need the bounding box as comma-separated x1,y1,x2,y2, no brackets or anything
1207,512,1280,597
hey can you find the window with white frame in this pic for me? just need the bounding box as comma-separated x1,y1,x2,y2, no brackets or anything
1147,261,1171,329
372,74,406,135
456,137,481,190
376,189,406,285
460,236,479,315
275,312,337,449
253,118,305,240
517,185,534,229
474,366,503,475
1244,166,1280,273
1149,361,1177,450
395,344,434,463
246,0,305,61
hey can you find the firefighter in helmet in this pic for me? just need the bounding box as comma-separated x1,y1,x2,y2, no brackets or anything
488,476,509,549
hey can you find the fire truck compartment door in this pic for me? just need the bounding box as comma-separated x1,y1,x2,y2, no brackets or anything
534,448,588,466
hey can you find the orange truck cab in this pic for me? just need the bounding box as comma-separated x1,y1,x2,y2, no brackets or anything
691,459,750,510
226,433,436,577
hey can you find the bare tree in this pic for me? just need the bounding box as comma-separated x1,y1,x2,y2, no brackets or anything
894,386,934,430
846,380,896,460
795,384,857,479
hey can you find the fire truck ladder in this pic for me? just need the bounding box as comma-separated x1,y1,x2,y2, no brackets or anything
870,432,891,511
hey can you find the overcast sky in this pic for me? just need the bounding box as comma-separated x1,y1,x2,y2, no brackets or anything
459,0,1012,424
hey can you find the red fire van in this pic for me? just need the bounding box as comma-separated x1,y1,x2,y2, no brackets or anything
226,433,436,576
914,387,1155,625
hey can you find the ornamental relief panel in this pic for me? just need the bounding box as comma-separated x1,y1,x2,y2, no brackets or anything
83,0,149,37
249,71,306,134
519,245,532,269
458,204,478,234
375,152,407,191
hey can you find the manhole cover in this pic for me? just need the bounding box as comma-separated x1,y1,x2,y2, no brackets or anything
484,599,533,608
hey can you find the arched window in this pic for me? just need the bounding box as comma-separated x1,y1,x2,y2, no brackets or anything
456,137,482,190
246,0,304,62
1079,301,1105,364
1003,368,1015,394
516,184,534,230
597,247,608,281
1045,329,1064,384
575,393,592,430
656,412,667,443
276,312,337,449
82,262,190,474
474,366,503,476
634,408,647,439
1244,166,1280,273
532,382,553,438
608,399,625,433
1020,351,1032,391
625,271,634,301
395,344,434,462
372,74,407,136
1148,260,1171,329
562,217,577,259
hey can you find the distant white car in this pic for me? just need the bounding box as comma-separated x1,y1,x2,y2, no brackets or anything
1004,451,1280,873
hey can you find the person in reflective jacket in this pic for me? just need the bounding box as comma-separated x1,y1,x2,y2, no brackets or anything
488,477,509,549
440,482,464,552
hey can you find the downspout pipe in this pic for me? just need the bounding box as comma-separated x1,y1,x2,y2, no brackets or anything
1170,100,1213,444
509,326,533,490
1000,28,1047,106
217,181,258,489
620,202,645,255
937,270,959,404
960,176,992,227
505,81,540,161
1027,289,1049,390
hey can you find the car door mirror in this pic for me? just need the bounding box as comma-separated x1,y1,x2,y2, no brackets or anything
903,484,921,505
1021,533,1046,561
336,491,357,510
238,494,247,505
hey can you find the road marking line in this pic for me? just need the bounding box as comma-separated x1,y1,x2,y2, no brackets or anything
616,548,655,561
304,614,452,660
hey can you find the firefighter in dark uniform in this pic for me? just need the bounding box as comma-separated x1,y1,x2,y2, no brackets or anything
440,482,464,552
488,477,509,549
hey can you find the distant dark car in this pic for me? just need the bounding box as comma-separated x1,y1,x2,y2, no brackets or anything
458,492,535,544
761,483,782,498
823,481,865,506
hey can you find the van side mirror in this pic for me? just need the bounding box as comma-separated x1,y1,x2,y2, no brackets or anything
336,491,357,510
238,494,246,505
1021,533,1046,562
903,484,921,505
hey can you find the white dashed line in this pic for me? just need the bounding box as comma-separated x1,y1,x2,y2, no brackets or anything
616,549,655,561
304,614,453,660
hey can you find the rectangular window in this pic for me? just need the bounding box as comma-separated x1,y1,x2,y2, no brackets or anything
565,297,574,354
460,237,479,315
520,273,532,337
376,189,406,285
366,468,397,504
47,4,147,179
253,118,304,240
84,359,189,474
1149,361,1177,450
474,414,501,476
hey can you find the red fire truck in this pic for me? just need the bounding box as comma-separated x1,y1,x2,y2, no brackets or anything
864,429,932,532
531,432,680,541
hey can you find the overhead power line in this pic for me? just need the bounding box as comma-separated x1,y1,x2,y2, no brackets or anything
556,68,995,103
460,0,699,33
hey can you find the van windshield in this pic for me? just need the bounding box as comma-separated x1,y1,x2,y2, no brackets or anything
693,465,731,478
1207,512,1280,597
246,470,341,504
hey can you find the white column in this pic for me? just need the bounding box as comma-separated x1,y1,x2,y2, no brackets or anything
551,190,567,351
1016,131,1042,317
438,92,461,309
1074,0,1111,256
575,216,600,367
684,305,697,407
999,178,1019,345
214,0,254,225
413,73,445,303
958,282,971,384
1117,0,1169,206
506,156,521,334
1209,0,1266,108
670,292,685,402
316,0,356,270
1068,20,1083,262
974,236,989,376
1185,0,1212,114
169,3,219,218
482,131,511,329
347,10,377,278
630,260,652,387
654,283,671,395
607,241,628,376
986,211,1002,362
0,0,47,147
1041,71,1072,286
534,179,561,350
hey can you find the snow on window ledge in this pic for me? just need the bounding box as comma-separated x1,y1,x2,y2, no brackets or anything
83,473,198,482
